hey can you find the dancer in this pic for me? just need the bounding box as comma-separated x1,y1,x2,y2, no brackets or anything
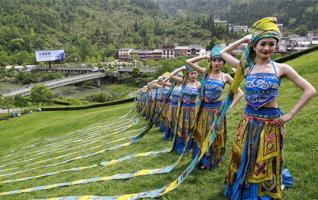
221,17,316,199
164,72,183,140
170,65,201,154
186,44,243,169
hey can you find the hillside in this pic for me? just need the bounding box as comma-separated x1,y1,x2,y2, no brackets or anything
0,51,317,199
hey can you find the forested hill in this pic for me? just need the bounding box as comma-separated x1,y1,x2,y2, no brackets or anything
0,0,317,65
161,0,317,33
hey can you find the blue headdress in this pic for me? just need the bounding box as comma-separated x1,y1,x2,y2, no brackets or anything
210,44,226,59
185,64,194,73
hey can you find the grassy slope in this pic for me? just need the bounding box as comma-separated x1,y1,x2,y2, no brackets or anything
52,83,139,100
0,51,317,199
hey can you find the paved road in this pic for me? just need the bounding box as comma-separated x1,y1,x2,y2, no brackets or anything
0,108,19,114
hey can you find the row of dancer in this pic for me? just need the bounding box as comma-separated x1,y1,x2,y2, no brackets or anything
137,43,242,170
136,17,316,200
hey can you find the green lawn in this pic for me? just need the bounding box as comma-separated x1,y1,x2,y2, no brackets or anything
0,51,317,200
52,83,139,100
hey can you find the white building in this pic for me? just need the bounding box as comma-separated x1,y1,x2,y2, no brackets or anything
187,45,206,57
311,36,318,45
118,48,134,61
162,45,175,59
307,31,318,45
232,25,249,33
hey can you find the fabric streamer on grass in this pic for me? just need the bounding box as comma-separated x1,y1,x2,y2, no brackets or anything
0,121,140,171
0,122,142,173
0,132,144,178
35,112,223,200
0,127,146,178
0,120,141,169
2,106,139,161
1,116,138,160
0,108,192,197
0,117,139,164
0,134,192,197
0,93,181,196
0,148,170,184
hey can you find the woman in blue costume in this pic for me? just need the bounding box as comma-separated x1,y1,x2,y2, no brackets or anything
146,81,157,123
142,83,151,120
220,17,316,199
164,72,183,140
151,78,164,126
186,45,244,169
159,76,172,133
135,88,142,113
150,73,173,134
169,65,201,155
136,86,147,114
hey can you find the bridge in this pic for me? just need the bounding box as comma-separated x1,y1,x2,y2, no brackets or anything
1,72,107,97
1,66,156,97
33,66,156,75
33,67,100,75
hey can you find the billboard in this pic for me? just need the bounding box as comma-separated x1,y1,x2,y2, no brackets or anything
35,50,65,62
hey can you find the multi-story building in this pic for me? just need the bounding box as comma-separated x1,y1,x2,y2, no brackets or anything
118,48,134,61
152,49,163,60
137,50,163,60
162,45,175,59
187,45,206,57
174,46,188,57
138,50,155,59
231,25,249,33
118,45,206,61
308,31,318,45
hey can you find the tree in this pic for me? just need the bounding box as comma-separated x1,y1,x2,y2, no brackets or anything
9,38,25,52
0,96,14,113
9,51,35,65
102,44,117,58
78,38,92,61
14,95,29,110
132,67,140,78
176,10,187,25
17,72,34,84
30,84,52,107
0,51,9,66
65,46,80,63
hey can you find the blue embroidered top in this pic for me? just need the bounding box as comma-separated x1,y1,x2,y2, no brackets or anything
163,86,170,100
143,92,149,100
151,89,157,100
203,76,225,102
153,88,162,100
170,87,181,105
182,85,199,104
245,62,280,110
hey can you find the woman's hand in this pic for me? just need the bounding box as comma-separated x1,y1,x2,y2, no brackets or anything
271,113,293,127
243,34,252,43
